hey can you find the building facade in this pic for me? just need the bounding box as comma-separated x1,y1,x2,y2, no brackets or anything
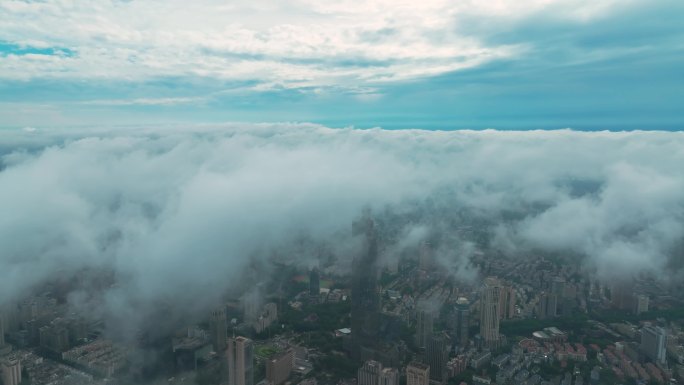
1,358,22,385
228,336,254,385
641,326,667,365
479,277,502,346
426,333,449,383
210,307,228,352
415,308,434,349
406,362,430,385
266,348,294,385
380,368,399,385
453,297,469,348
358,360,383,385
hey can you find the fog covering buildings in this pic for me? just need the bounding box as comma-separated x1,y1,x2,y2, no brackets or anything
1,126,684,382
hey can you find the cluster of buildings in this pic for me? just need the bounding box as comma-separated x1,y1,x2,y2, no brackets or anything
2,216,684,385
61,339,128,377
0,294,108,385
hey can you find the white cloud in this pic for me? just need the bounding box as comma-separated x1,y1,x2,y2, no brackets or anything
0,0,641,88
1,126,683,334
80,97,205,106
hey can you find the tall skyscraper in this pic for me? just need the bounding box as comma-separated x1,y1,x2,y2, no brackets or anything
453,297,469,348
0,312,6,348
351,215,380,361
641,326,667,365
210,307,228,353
309,267,320,297
406,362,430,385
551,277,566,316
1,358,21,385
227,336,254,385
419,241,432,271
415,308,434,349
266,348,294,385
426,333,449,383
479,277,502,347
499,285,516,320
611,281,634,311
358,360,383,385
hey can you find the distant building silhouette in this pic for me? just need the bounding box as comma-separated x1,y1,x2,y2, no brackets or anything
538,292,557,319
210,307,228,352
419,241,433,271
0,313,5,347
309,267,320,297
611,281,634,311
351,214,380,361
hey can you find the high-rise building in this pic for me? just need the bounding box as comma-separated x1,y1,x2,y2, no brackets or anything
210,307,228,353
551,277,566,316
38,318,70,353
351,215,380,361
266,348,294,385
415,308,434,349
538,292,557,319
453,297,469,348
633,294,649,315
641,326,667,365
479,277,502,346
0,313,5,347
426,333,449,383
358,360,383,385
1,358,21,385
309,268,320,297
379,368,399,385
253,303,278,334
406,362,430,385
499,285,516,320
227,336,254,385
551,277,566,297
419,241,432,271
611,281,634,311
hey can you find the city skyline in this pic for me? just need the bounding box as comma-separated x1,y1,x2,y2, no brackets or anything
1,1,683,384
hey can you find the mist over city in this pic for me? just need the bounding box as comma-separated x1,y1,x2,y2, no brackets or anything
1,125,683,384
2,0,684,385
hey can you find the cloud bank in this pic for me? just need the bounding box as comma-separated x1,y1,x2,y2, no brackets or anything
0,0,650,87
1,125,683,334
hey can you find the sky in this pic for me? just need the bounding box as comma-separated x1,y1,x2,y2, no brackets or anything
1,0,683,130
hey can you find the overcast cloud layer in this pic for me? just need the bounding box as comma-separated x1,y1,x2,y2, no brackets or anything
1,126,683,333
1,0,682,128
